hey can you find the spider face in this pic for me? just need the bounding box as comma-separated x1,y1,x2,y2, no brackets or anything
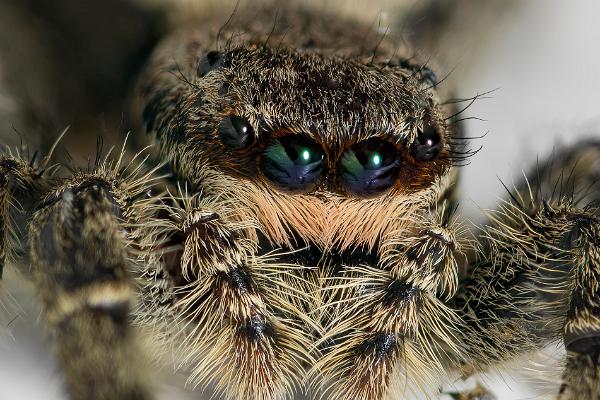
5,2,600,400
136,23,470,397
145,41,456,252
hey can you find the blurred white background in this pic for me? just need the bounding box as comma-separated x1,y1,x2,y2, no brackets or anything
2,0,600,399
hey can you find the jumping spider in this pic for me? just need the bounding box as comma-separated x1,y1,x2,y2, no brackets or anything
1,2,600,400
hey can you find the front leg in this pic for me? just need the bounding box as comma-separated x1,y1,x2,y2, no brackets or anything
138,191,314,400
314,203,468,400
457,141,600,399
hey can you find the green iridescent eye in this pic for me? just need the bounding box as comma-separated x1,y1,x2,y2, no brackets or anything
261,135,324,191
339,139,400,195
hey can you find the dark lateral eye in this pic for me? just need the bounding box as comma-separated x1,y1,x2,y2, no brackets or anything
261,135,324,191
219,116,255,150
339,138,400,195
411,125,442,162
197,51,223,77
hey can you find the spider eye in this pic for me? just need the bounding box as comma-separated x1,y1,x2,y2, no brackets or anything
411,125,442,162
197,50,224,77
219,116,255,150
339,138,400,195
261,135,324,191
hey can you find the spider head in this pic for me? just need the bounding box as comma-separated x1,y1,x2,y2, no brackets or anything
141,41,462,252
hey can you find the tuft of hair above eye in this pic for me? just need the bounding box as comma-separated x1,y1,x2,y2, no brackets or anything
218,116,255,150
410,124,443,162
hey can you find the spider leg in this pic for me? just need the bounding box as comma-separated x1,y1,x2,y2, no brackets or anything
26,159,159,400
0,151,48,335
456,141,600,399
0,152,46,280
314,200,468,399
136,191,314,400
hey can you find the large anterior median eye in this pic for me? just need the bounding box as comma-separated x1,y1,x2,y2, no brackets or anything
261,135,324,191
339,138,400,195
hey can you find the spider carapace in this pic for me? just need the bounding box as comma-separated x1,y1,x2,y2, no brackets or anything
2,4,600,400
